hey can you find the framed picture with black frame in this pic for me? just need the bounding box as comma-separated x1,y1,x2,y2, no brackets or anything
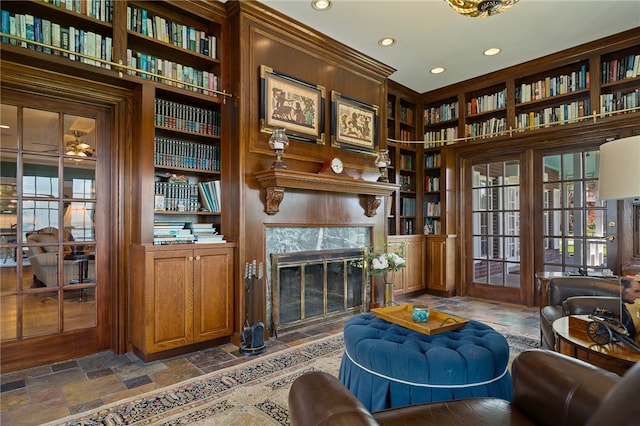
331,91,379,152
259,65,326,144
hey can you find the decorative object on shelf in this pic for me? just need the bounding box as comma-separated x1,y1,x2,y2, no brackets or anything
318,157,351,177
374,149,391,182
366,244,406,307
331,91,379,152
260,65,326,144
268,129,290,169
598,135,640,201
444,0,519,18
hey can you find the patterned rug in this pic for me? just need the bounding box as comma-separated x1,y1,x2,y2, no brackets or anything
45,332,539,426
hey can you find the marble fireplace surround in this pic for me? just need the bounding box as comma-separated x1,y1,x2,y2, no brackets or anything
265,226,371,332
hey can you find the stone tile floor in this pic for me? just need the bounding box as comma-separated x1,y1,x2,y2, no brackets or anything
0,294,540,425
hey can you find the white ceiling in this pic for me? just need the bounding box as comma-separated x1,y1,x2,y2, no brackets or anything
258,0,640,94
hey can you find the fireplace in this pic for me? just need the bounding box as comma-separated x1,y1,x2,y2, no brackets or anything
265,225,371,336
271,248,366,334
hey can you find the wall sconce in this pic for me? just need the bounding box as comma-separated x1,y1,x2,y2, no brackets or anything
599,135,640,202
269,129,290,169
374,149,391,182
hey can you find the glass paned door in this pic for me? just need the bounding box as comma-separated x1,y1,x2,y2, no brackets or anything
471,160,521,290
1,92,110,370
541,150,609,274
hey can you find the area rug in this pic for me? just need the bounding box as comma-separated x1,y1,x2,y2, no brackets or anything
46,332,539,426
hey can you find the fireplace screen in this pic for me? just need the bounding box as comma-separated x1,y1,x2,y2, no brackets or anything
271,248,366,334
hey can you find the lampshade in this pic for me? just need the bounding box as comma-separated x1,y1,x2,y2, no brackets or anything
598,135,640,200
445,0,519,18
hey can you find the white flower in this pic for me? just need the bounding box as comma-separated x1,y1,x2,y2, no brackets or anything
372,256,389,270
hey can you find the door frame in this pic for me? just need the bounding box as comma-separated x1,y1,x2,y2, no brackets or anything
458,149,534,306
0,62,132,372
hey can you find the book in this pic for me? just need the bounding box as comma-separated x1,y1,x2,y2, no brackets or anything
1,10,9,43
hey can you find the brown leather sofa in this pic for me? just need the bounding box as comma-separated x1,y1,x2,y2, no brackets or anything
288,349,640,426
539,276,619,350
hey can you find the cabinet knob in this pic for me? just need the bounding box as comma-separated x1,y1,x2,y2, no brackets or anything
188,256,194,261
195,255,201,261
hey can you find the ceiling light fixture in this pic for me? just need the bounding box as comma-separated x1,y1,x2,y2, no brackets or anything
430,67,445,74
378,37,396,47
444,0,519,18
311,0,332,11
483,47,501,56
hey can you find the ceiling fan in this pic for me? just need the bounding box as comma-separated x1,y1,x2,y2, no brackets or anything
64,130,95,157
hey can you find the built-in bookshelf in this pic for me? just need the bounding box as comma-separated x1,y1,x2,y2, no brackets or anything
599,46,640,116
423,96,459,147
152,93,222,244
465,84,507,139
387,81,421,236
420,35,640,146
423,149,442,235
0,1,114,68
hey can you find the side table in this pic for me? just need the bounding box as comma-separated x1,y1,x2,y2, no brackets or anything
553,315,639,376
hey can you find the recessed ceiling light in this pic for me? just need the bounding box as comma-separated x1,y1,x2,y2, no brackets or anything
311,0,332,11
378,37,396,47
483,47,501,56
430,67,446,74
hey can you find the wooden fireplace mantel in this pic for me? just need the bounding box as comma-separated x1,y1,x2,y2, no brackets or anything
254,169,399,217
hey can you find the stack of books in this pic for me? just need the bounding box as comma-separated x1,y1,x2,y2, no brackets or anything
153,222,195,245
191,223,225,244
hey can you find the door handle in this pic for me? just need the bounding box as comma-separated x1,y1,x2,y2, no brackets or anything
195,255,201,261
602,235,615,242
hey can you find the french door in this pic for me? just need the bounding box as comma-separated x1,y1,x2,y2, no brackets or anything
0,91,111,371
463,153,529,304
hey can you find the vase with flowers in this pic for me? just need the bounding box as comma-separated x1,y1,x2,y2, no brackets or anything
367,244,406,306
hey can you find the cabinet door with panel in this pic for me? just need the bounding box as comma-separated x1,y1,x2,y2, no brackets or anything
388,235,425,296
130,244,234,360
426,234,456,296
193,247,234,342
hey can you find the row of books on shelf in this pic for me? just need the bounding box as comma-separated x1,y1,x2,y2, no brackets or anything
154,181,199,212
424,153,441,169
602,54,640,84
424,201,441,217
424,218,441,235
425,176,440,192
467,88,507,115
43,0,113,23
400,218,414,235
155,99,221,136
515,100,590,130
465,117,507,139
600,89,639,114
399,105,414,124
395,129,415,141
154,137,220,171
127,6,216,59
127,49,220,97
153,222,225,245
399,175,413,191
198,180,221,213
424,127,457,147
1,10,112,68
398,153,415,170
516,65,590,104
424,101,459,125
400,197,416,216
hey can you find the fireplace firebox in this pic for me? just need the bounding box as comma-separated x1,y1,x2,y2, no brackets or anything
271,248,367,335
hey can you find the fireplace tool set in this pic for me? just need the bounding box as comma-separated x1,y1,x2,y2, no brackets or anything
240,260,266,355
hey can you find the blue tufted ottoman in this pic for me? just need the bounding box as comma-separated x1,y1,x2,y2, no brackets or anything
338,312,512,412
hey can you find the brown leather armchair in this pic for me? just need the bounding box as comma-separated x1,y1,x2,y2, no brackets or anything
288,349,640,426
539,276,620,349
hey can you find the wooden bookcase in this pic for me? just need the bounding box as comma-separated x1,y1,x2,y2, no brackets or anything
386,81,421,237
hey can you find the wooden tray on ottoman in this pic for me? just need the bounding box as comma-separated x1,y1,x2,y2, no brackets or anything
371,304,468,335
